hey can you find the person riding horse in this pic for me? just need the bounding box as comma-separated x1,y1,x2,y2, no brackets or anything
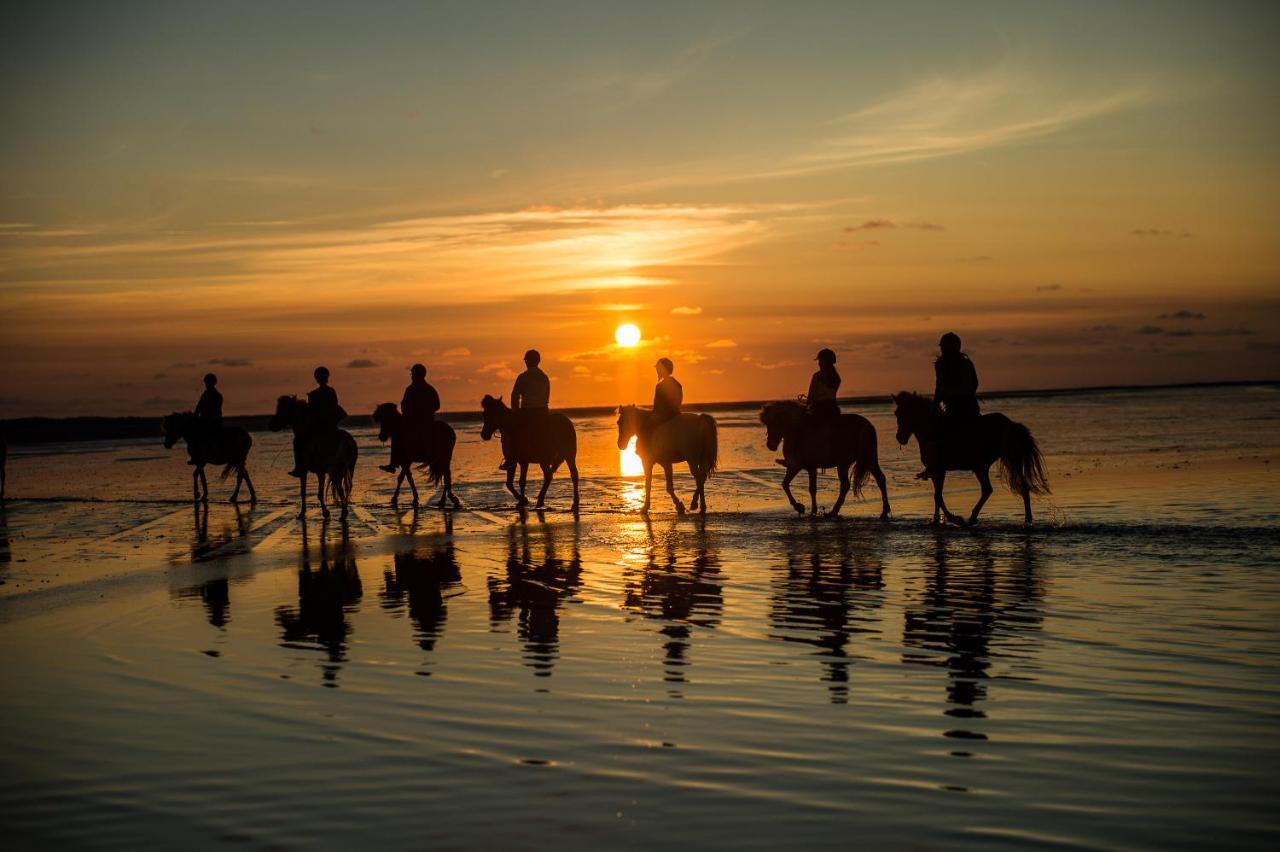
382,363,440,473
190,372,224,465
807,349,841,420
500,349,551,471
919,332,980,478
290,366,347,478
651,357,683,429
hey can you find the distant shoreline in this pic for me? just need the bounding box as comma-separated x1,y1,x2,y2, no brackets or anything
2,379,1275,445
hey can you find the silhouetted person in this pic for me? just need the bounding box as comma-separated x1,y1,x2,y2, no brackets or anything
191,373,223,465
290,366,346,477
501,349,550,470
382,363,440,472
934,333,979,420
807,349,841,420
652,357,683,425
920,332,980,479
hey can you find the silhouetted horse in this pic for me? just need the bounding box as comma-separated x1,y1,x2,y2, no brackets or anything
759,400,889,518
270,395,357,519
372,403,461,510
480,395,579,510
891,392,1049,526
616,406,718,515
162,412,256,503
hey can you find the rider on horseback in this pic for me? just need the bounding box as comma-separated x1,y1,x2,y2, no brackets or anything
650,358,683,446
500,349,550,470
191,372,223,465
382,363,440,472
919,332,980,479
806,349,842,420
290,366,347,477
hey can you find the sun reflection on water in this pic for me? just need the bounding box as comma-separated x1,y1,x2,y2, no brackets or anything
620,436,644,477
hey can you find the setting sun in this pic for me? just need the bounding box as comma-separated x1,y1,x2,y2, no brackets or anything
614,323,641,347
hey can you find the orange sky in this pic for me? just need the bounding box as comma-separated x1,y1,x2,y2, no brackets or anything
1,2,1277,417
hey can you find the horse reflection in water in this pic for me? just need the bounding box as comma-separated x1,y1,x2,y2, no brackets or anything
381,514,461,677
275,521,363,687
171,502,255,628
768,525,885,704
623,518,723,695
902,533,1043,745
488,515,582,677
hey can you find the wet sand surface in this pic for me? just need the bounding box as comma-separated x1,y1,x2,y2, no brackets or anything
1,386,1278,849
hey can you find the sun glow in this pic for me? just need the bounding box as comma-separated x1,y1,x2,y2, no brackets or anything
620,436,645,477
615,323,642,347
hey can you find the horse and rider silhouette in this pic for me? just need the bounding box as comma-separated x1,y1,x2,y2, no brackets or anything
155,334,1047,524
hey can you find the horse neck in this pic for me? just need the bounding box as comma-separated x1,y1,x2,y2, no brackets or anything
630,408,652,437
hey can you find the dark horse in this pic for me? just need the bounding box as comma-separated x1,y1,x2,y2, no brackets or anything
162,412,256,503
616,406,718,515
371,403,461,510
759,400,889,519
270,396,358,519
480,395,580,511
891,392,1049,526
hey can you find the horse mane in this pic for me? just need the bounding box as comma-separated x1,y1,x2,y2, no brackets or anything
277,393,302,406
481,394,507,411
760,399,804,423
372,402,399,421
895,391,932,409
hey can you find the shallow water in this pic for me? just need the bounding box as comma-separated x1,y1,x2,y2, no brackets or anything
1,386,1279,849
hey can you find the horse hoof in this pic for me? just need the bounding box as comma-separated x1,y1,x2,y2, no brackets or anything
825,511,841,519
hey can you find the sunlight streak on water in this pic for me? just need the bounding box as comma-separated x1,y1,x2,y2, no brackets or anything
620,436,644,477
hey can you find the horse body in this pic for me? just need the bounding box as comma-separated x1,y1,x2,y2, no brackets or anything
270,396,357,519
616,406,718,515
480,395,579,510
759,401,889,518
891,392,1048,526
372,403,461,509
162,412,256,503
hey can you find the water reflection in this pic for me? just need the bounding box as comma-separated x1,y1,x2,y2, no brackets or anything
488,514,582,678
381,515,462,676
769,524,885,704
902,533,1043,742
172,502,256,628
623,518,722,695
276,521,363,687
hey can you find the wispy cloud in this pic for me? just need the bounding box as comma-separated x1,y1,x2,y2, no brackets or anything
1133,228,1191,238
671,305,703,315
576,30,744,106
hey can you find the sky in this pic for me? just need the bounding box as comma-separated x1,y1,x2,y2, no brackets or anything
1,0,1278,417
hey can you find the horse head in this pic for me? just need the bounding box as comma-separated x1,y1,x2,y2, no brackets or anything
480,394,506,441
269,395,299,432
616,405,640,449
759,400,802,452
161,411,190,449
372,402,399,442
891,391,927,446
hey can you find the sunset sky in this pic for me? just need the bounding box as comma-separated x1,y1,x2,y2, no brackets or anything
2,1,1277,417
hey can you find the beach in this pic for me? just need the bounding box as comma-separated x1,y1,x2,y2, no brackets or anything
2,384,1279,849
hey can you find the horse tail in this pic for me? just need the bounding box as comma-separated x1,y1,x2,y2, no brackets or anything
699,415,718,477
850,418,877,498
421,424,453,486
219,429,252,481
1000,420,1050,496
330,434,357,504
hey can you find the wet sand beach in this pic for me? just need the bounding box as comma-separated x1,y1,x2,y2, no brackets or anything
2,385,1279,849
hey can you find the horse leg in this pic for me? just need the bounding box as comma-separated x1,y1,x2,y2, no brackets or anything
192,467,200,502
688,465,700,512
828,466,850,518
406,467,419,507
781,466,804,514
694,465,708,516
807,468,818,516
969,467,994,526
642,463,653,514
199,467,209,503
932,471,963,526
230,467,242,503
391,469,403,507
566,457,580,512
533,464,553,508
317,473,330,519
244,467,256,503
504,466,522,505
447,470,461,509
873,464,889,520
665,463,685,515
1022,486,1033,526
298,473,308,518
517,463,530,508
